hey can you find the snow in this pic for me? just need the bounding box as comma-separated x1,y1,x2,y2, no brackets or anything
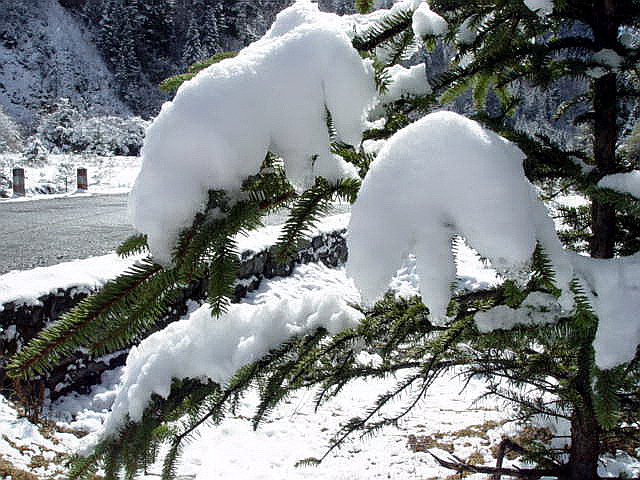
598,170,640,199
50,216,510,459
456,18,478,45
236,211,350,255
382,63,431,104
0,154,141,201
587,66,608,79
0,253,141,309
245,262,360,305
43,259,546,479
523,0,553,16
362,138,386,155
83,291,363,449
0,0,130,128
47,356,531,480
130,1,375,264
2,240,639,477
592,48,623,71
347,111,574,324
475,291,561,333
411,2,448,38
570,252,640,370
0,394,80,479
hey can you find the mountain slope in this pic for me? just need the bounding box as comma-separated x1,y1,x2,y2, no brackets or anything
0,0,130,129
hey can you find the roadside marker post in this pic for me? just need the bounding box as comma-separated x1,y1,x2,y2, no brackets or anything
77,168,88,191
12,168,25,196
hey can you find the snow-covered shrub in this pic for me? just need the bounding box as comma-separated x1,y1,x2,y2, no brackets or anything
36,98,82,153
0,105,22,153
22,136,48,167
35,98,148,156
0,154,13,197
54,157,75,193
67,116,148,156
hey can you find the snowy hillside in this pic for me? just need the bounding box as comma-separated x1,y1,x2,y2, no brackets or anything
0,0,130,129
0,0,359,130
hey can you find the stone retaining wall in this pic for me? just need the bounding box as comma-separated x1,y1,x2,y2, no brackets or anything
0,229,347,401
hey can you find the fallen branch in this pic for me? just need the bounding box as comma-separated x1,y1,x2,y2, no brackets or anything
491,439,529,480
430,451,565,479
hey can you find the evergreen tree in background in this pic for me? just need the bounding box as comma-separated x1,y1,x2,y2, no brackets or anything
7,2,640,480
182,15,206,65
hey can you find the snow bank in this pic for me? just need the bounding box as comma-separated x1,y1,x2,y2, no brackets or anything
85,292,363,448
570,252,640,369
412,2,448,38
0,253,140,309
598,170,640,199
347,111,574,324
130,1,375,264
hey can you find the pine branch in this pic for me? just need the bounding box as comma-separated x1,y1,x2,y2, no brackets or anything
117,234,149,258
429,451,566,479
6,259,163,380
159,51,237,92
273,177,360,262
352,8,413,52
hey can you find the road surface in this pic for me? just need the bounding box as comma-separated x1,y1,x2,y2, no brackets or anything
0,194,133,274
0,194,351,274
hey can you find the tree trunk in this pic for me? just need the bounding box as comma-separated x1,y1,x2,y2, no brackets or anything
569,404,601,480
575,2,619,477
590,0,618,259
568,339,601,480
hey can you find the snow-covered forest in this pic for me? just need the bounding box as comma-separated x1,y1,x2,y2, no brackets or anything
1,0,640,479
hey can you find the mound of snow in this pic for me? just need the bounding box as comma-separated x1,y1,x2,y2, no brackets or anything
130,1,375,264
412,2,448,38
571,252,640,369
598,170,640,199
347,111,574,324
83,291,363,449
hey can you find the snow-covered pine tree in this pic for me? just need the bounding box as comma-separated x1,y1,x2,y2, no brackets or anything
202,7,221,56
182,14,206,66
347,1,640,478
7,2,640,480
0,105,22,154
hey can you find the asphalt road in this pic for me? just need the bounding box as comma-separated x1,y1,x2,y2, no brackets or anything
0,194,351,274
0,194,133,274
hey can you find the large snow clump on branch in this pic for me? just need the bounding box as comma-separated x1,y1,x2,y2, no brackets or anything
570,252,640,369
347,111,574,324
130,0,375,263
82,292,363,449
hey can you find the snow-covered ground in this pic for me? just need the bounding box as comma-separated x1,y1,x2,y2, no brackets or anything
3,259,639,479
0,262,523,479
0,153,141,201
2,233,639,478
